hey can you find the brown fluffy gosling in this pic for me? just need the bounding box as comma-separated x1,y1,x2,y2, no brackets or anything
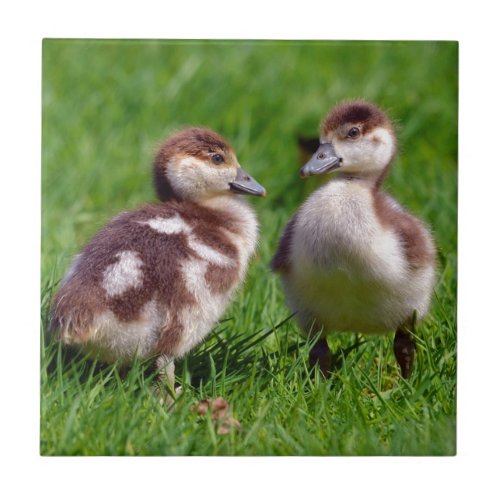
50,127,266,393
272,101,436,379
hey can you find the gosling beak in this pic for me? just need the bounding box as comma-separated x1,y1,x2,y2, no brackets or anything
229,168,267,197
300,143,342,178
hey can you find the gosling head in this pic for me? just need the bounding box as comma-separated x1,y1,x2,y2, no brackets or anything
300,100,397,184
154,127,266,202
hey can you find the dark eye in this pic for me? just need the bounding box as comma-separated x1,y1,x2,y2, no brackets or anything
347,127,360,139
211,153,225,165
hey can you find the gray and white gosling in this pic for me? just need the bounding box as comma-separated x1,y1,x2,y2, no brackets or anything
272,100,436,379
50,127,266,392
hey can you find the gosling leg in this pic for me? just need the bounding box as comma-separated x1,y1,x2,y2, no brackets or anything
155,355,179,406
393,327,416,379
309,337,332,376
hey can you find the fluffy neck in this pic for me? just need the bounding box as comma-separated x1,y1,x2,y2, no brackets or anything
157,193,256,231
336,163,391,190
199,193,250,213
199,194,258,254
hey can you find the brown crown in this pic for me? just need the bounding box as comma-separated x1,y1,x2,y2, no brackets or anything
321,100,393,136
153,127,235,201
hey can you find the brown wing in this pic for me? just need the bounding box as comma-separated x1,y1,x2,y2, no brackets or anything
271,215,297,273
373,192,436,270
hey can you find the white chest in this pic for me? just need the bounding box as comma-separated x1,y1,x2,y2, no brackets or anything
285,180,421,333
291,181,405,280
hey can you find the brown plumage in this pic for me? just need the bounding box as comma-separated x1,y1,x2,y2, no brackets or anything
372,191,436,270
321,100,393,137
51,202,240,355
50,127,265,393
270,215,297,273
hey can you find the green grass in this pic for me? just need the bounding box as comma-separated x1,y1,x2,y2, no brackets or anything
41,39,457,456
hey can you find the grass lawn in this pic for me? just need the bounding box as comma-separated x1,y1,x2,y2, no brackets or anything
41,39,457,455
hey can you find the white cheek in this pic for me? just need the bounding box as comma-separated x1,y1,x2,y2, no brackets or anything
166,158,206,199
166,158,235,198
206,166,236,193
335,127,394,172
367,128,394,169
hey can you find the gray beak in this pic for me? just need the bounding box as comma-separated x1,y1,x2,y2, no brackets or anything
300,143,342,178
229,167,267,197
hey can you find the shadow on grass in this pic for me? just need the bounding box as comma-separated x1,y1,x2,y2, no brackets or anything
42,303,366,395
41,312,299,391
181,314,298,388
182,315,368,388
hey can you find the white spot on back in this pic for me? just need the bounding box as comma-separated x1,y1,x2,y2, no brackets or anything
187,236,234,267
141,214,193,234
102,250,143,297
140,214,235,267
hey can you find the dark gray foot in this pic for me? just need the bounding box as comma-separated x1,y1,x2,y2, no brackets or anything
394,328,416,379
309,338,332,376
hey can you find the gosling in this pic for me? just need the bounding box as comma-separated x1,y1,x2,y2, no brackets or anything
272,101,436,379
50,127,266,391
